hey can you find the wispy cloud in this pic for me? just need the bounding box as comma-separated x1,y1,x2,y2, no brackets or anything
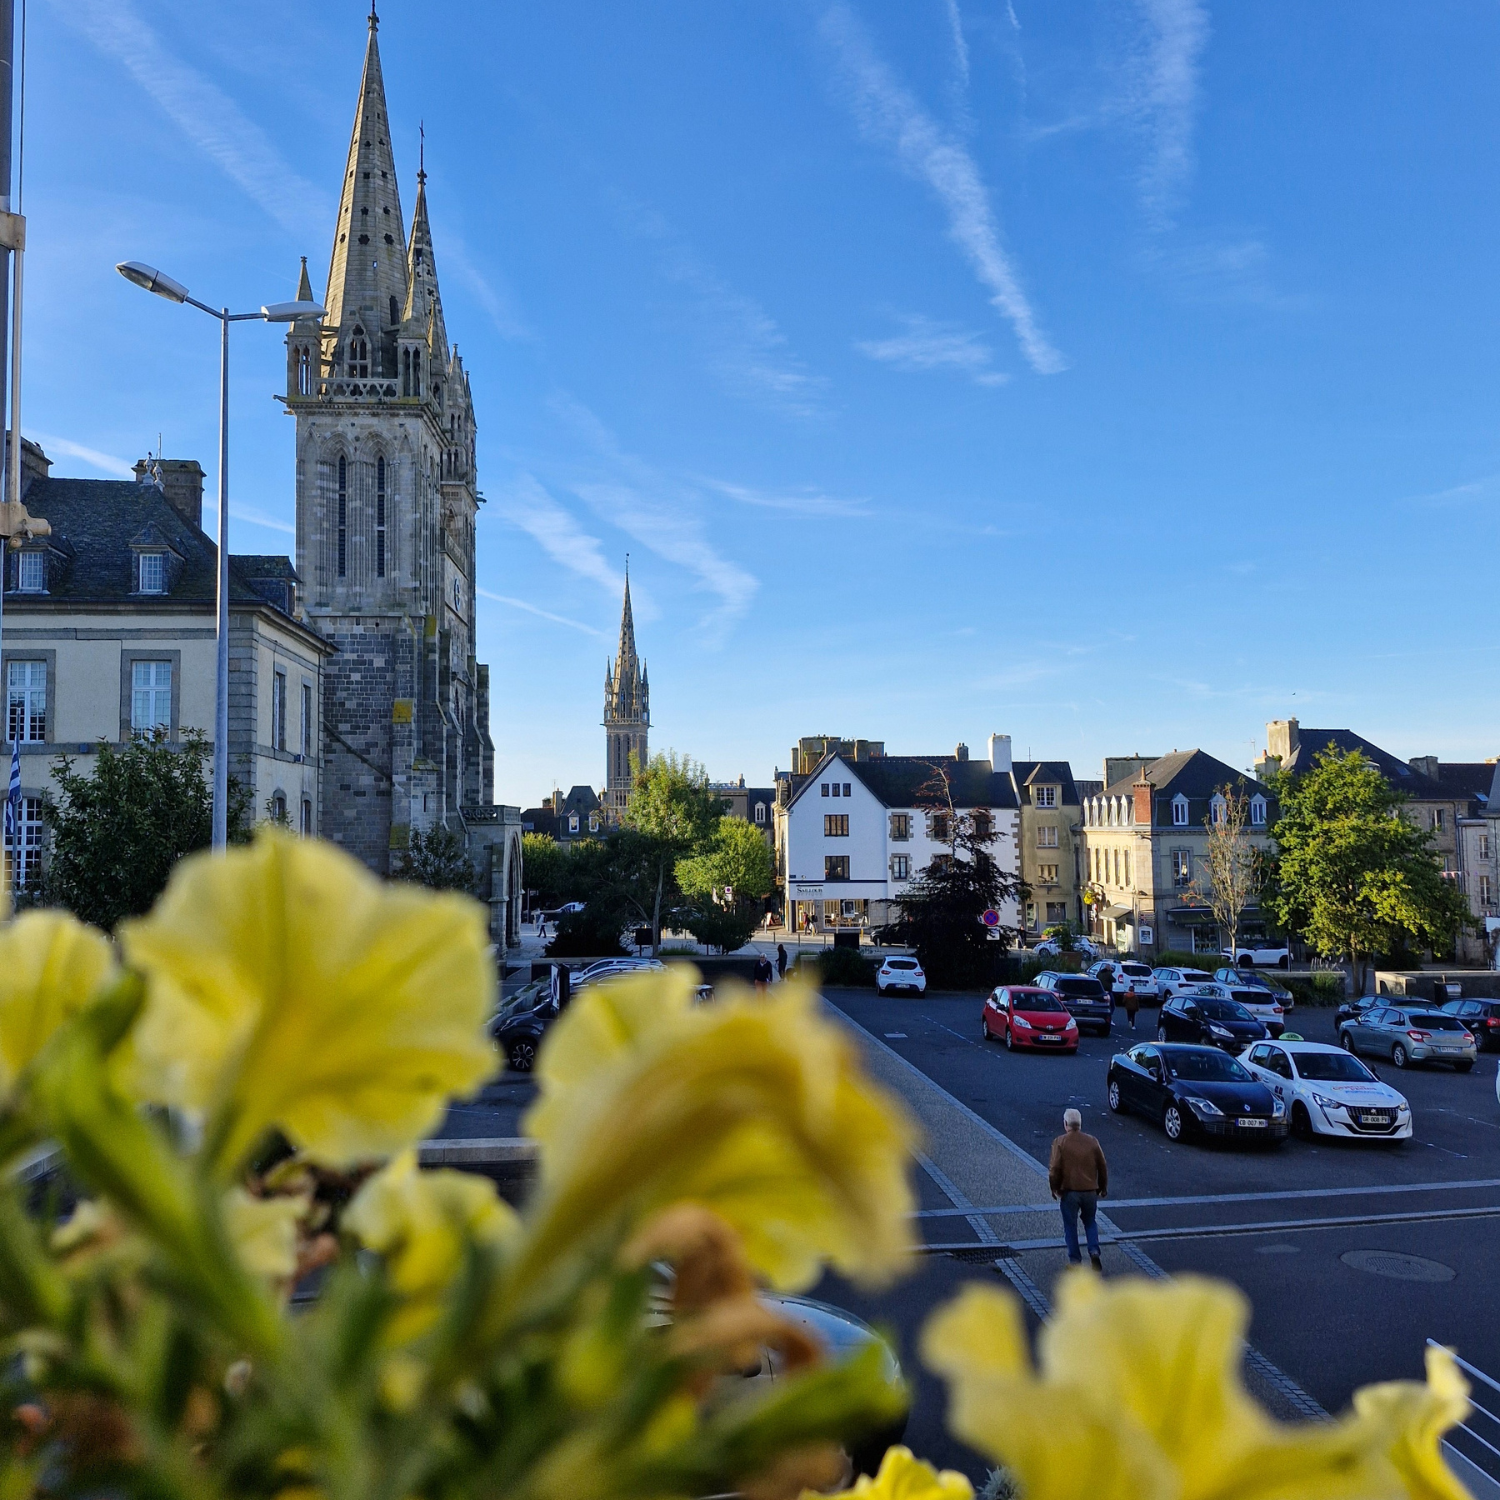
1145,233,1304,309
493,475,626,599
700,477,870,517
819,1,1064,375
855,314,1008,385
941,0,970,89
433,224,530,341
476,588,607,638
30,432,133,478
617,198,825,417
51,0,330,237
229,505,294,535
1130,0,1210,230
1403,473,1500,510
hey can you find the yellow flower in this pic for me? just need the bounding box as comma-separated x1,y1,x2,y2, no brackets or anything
345,1149,517,1342
1354,1345,1472,1500
806,1445,972,1500
119,831,495,1173
515,970,917,1300
222,1189,306,1282
0,911,117,1100
922,1274,1465,1500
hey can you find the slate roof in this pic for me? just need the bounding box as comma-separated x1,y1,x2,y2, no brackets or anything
1103,749,1270,800
1434,762,1498,810
1280,729,1448,800
11,475,304,618
791,752,1019,811
1013,759,1080,804
1075,779,1103,801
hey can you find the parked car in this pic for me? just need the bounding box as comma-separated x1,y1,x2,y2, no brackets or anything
1106,1042,1287,1143
1032,971,1114,1035
1338,1005,1476,1071
1223,942,1291,969
1156,993,1269,1052
982,986,1080,1053
1334,995,1382,1031
1087,960,1158,1001
1153,966,1216,1003
1188,981,1285,1037
1441,999,1500,1051
1214,967,1294,1011
1241,1039,1412,1141
490,978,558,1072
1032,934,1098,958
574,957,666,989
877,956,927,995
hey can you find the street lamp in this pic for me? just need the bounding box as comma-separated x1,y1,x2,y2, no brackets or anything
115,261,324,850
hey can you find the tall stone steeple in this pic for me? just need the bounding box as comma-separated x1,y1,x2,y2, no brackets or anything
603,565,649,813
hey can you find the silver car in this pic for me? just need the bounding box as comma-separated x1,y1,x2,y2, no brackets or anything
1153,966,1215,1003
1338,1005,1477,1071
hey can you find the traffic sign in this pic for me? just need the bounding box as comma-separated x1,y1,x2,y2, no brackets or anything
981,909,1000,927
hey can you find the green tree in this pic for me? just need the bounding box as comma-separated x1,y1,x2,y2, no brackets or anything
1191,783,1264,962
393,825,475,892
622,751,725,953
543,831,659,958
1268,747,1472,991
521,831,574,909
41,729,250,930
676,816,775,952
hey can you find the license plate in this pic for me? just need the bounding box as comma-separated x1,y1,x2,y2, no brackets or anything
1236,1118,1268,1129
1356,1112,1392,1124
1036,1034,1063,1043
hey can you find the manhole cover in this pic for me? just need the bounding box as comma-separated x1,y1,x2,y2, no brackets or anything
1340,1249,1455,1282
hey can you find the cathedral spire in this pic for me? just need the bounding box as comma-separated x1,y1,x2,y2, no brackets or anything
401,160,449,364
323,14,408,338
295,255,313,303
617,563,637,668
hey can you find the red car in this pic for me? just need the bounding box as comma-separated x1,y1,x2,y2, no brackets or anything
981,986,1080,1054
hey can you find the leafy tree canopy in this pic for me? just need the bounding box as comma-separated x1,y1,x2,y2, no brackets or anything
521,831,575,908
1267,747,1471,985
393,826,475,892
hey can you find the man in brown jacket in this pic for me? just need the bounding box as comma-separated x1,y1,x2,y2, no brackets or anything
1048,1108,1107,1271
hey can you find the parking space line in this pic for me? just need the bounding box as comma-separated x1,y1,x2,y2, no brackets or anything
917,1152,1001,1247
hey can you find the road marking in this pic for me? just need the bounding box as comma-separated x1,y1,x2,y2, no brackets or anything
995,1256,1051,1319
883,1032,908,1039
933,1021,977,1044
912,1175,1500,1220
916,1152,1002,1247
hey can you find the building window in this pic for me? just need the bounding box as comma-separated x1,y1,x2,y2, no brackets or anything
1172,849,1192,887
1172,794,1189,826
843,783,851,796
1046,901,1067,923
1037,824,1058,848
1478,832,1490,860
1034,785,1057,808
1210,794,1227,826
754,802,766,825
15,551,44,593
890,813,911,841
1481,875,1493,908
272,792,288,824
930,813,950,843
1037,863,1059,885
824,855,850,881
273,669,287,753
412,349,421,397
973,810,992,840
337,456,348,578
1433,808,1446,832
569,814,580,833
131,660,172,733
137,551,166,594
348,328,369,378
1250,795,1267,827
10,795,42,889
821,783,830,797
1111,849,1121,886
825,814,850,837
7,660,45,742
1124,851,1132,887
588,815,599,833
929,853,953,873
890,854,910,880
301,798,313,835
376,456,387,578
301,682,313,757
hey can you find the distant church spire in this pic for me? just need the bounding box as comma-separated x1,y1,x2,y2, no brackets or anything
604,562,649,813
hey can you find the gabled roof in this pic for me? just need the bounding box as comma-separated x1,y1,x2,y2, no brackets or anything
1280,729,1448,799
1435,762,1498,807
1013,759,1079,804
1103,749,1270,801
789,751,1019,812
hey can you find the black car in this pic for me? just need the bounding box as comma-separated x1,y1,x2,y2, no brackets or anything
1441,999,1500,1051
1033,971,1114,1035
1106,1042,1287,1143
490,977,565,1072
1334,994,1382,1032
1156,994,1268,1052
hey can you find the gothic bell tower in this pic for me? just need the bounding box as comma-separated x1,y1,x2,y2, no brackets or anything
603,568,649,813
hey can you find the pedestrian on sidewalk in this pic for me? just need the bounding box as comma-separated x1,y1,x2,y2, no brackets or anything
776,942,789,979
1048,1108,1107,1272
752,954,774,992
1123,984,1139,1032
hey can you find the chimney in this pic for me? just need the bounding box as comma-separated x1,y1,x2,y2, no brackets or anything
1266,718,1300,765
6,434,49,496
988,733,1012,773
134,458,206,531
955,742,969,762
1132,776,1153,826
1409,756,1439,780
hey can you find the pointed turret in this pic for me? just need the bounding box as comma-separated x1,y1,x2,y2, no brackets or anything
295,255,314,303
401,168,450,376
323,8,408,349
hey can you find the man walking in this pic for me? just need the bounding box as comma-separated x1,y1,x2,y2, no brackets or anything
776,942,789,979
1048,1108,1108,1272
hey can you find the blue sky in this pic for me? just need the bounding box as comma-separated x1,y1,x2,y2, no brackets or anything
23,0,1500,800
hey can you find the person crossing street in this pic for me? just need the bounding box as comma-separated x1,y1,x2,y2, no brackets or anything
1048,1108,1108,1272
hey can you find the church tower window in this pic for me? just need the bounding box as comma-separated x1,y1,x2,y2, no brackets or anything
401,348,410,396
390,295,399,326
337,456,348,578
376,456,387,578
349,329,370,379
296,345,312,396
411,349,421,397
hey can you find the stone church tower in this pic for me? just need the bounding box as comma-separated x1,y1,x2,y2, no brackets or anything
603,570,648,813
284,8,493,872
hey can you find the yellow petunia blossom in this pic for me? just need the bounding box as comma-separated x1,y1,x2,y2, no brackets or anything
805,1445,972,1500
344,1149,517,1342
514,969,917,1300
118,831,495,1173
222,1188,306,1282
922,1274,1473,1500
1354,1345,1473,1500
0,911,118,1101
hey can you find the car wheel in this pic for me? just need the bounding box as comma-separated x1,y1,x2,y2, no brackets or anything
1277,956,1289,969
1163,1103,1185,1141
1391,1043,1408,1069
1456,1060,1474,1073
1156,1025,1168,1042
506,1039,537,1073
980,1016,990,1041
1005,1026,1015,1052
1341,1030,1356,1053
1107,1078,1124,1113
1291,1101,1313,1140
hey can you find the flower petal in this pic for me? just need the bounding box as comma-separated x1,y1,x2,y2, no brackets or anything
1353,1345,1472,1500
223,1189,305,1281
807,1445,973,1500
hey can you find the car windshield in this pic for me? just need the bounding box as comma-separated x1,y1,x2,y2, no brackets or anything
1055,977,1106,998
1200,999,1253,1022
1166,1051,1254,1082
1013,992,1065,1012
1120,963,1152,977
1292,1052,1378,1082
887,960,918,970
1404,1012,1468,1032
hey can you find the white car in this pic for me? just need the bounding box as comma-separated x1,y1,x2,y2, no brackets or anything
1223,942,1290,969
1189,981,1285,1037
1153,966,1215,1003
1241,1039,1412,1140
1087,959,1157,1000
1032,935,1098,959
877,956,926,995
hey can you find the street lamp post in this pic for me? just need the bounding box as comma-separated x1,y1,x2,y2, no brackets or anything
115,262,322,849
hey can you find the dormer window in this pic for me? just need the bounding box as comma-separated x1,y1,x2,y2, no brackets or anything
15,550,44,593
1172,794,1189,826
1250,794,1267,827
138,551,165,594
569,814,579,833
1210,794,1227,826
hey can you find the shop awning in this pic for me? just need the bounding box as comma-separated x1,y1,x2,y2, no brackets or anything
1101,904,1131,921
1168,906,1218,925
